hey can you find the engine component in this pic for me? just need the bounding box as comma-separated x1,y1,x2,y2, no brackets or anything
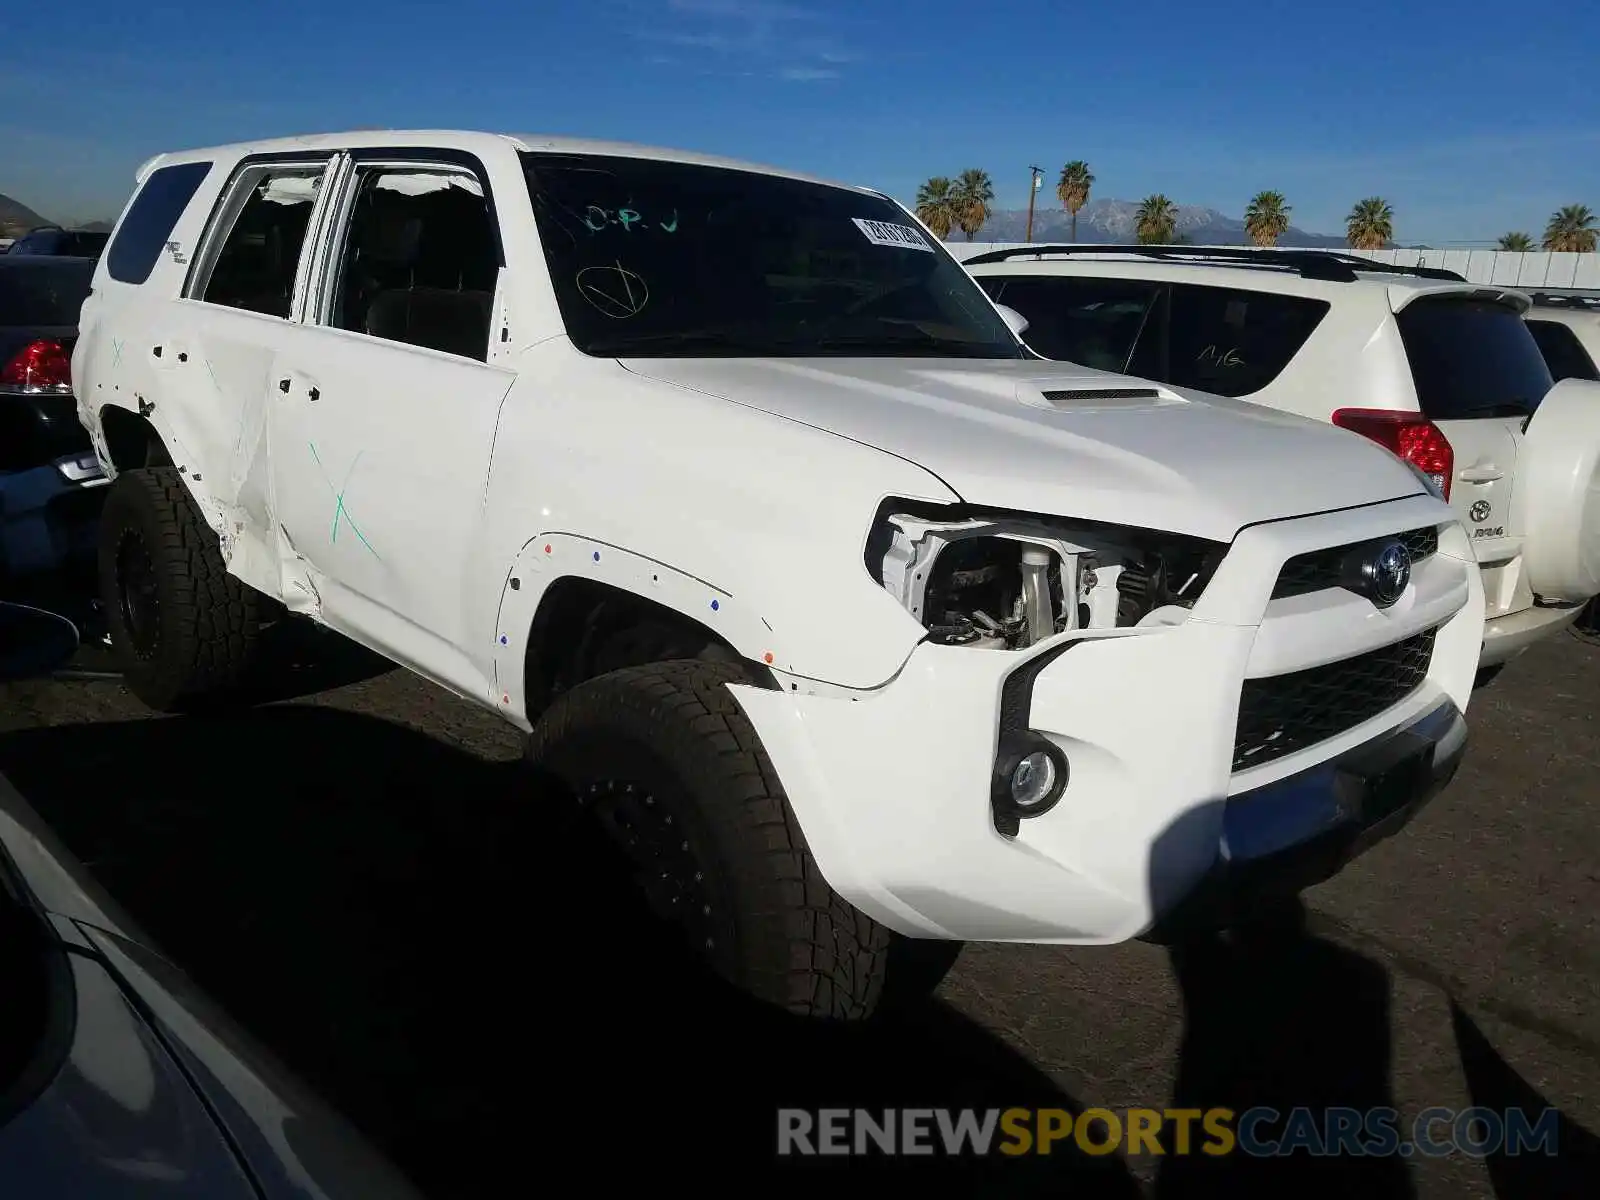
868,504,1227,651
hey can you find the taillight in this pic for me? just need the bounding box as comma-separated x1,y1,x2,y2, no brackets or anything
0,339,72,394
1331,407,1453,501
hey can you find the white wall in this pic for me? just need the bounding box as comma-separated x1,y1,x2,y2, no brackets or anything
943,242,1600,290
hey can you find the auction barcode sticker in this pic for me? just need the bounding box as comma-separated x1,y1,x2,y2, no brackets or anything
852,218,935,252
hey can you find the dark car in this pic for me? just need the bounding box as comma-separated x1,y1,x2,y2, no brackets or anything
0,602,427,1199
0,256,106,595
4,227,110,259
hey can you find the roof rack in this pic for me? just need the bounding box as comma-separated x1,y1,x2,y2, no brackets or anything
1522,287,1600,309
958,243,1468,284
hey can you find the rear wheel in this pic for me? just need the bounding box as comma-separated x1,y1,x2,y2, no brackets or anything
97,467,262,711
526,659,928,1020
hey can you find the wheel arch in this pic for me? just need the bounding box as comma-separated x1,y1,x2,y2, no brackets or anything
97,404,173,474
491,535,783,724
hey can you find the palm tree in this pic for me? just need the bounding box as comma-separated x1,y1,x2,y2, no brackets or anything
1497,232,1535,251
952,168,995,241
1056,161,1094,242
1244,190,1291,247
1135,194,1178,244
1346,197,1394,250
1542,205,1598,252
914,177,958,241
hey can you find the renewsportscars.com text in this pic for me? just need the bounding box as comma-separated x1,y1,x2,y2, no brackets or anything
777,1106,1560,1158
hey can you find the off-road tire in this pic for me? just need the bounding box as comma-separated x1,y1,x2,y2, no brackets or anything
97,467,261,711
526,659,905,1020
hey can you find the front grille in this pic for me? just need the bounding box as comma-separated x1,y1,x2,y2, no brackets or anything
1272,525,1440,600
1232,628,1436,771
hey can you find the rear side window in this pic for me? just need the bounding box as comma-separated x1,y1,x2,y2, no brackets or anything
0,260,96,325
191,164,327,319
978,276,1162,371
1397,298,1554,419
105,161,213,285
1162,284,1329,398
1526,319,1600,382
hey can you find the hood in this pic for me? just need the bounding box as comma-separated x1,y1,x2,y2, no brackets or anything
618,357,1426,542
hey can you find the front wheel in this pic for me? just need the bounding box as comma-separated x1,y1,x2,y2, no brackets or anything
527,659,938,1020
97,467,262,711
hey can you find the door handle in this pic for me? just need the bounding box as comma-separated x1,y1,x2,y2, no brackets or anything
278,378,290,393
1458,467,1504,484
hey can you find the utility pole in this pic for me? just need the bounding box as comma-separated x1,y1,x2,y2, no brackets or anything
1024,165,1044,243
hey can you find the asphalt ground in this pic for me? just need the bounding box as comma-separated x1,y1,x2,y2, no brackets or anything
0,591,1595,1199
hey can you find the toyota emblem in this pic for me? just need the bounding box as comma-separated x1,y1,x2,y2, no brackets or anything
1469,500,1492,523
1360,540,1413,608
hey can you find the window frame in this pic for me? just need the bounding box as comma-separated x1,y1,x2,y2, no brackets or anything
303,150,504,363
182,152,341,321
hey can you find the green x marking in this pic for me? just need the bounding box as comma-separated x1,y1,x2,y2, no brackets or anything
308,441,380,559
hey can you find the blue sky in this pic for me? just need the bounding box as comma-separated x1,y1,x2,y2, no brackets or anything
4,0,1598,244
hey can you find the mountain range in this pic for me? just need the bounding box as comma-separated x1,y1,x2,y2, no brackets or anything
0,192,112,238
945,197,1358,248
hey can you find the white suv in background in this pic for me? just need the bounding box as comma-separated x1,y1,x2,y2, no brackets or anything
964,246,1600,668
1521,289,1600,384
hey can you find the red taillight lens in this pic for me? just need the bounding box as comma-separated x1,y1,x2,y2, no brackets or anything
0,339,72,393
1331,407,1453,501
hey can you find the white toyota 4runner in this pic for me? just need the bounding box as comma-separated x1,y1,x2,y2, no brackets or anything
964,245,1600,669
75,133,1484,1019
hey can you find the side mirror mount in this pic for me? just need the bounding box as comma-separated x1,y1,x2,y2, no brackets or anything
0,603,80,682
995,303,1030,337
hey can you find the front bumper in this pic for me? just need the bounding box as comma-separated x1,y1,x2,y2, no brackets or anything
731,495,1483,944
1142,697,1465,941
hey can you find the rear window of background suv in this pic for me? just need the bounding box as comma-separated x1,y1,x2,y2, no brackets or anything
976,275,1330,398
1526,318,1600,383
1396,296,1554,420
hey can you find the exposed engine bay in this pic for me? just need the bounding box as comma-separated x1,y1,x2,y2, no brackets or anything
871,510,1227,650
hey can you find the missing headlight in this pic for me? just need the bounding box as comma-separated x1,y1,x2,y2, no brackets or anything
868,503,1226,650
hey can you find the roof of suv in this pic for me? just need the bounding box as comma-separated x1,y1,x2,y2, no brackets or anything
137,129,867,194
962,244,1534,311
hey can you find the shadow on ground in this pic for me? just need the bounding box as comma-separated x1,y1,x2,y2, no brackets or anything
1152,898,1416,1199
0,683,1593,1198
1451,1001,1600,1199
3,578,394,701
0,704,1138,1198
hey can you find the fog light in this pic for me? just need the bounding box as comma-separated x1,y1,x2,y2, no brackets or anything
1010,751,1057,810
991,737,1069,835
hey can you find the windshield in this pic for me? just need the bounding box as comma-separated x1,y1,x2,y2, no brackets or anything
521,152,1025,359
1396,296,1554,419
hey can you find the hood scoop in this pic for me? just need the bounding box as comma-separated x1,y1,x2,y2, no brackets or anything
1021,383,1180,411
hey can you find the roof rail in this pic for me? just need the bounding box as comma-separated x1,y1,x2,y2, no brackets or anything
958,243,1468,283
1523,287,1600,308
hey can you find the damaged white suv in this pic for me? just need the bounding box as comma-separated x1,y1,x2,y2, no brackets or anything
75,132,1484,1019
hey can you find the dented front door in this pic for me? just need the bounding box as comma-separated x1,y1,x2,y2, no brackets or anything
265,331,514,682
